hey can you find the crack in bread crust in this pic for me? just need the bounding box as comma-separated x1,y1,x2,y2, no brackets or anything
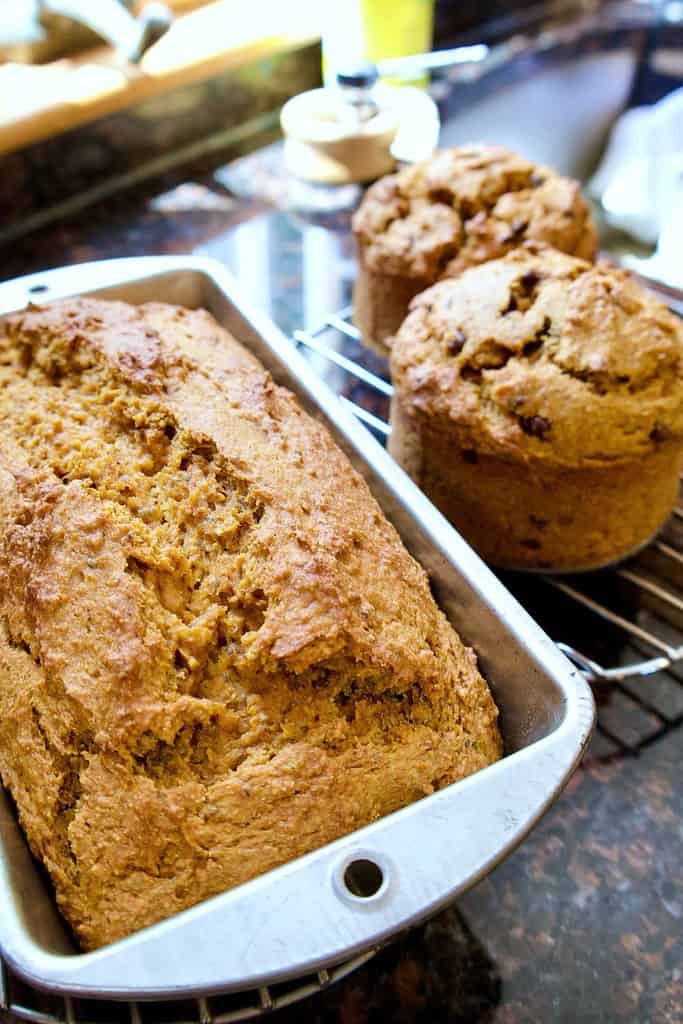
0,297,502,949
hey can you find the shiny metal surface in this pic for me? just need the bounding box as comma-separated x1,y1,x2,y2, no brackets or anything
0,256,594,1002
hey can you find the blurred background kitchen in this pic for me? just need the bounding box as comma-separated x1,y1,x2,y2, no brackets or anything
0,2,682,1023
1,0,681,266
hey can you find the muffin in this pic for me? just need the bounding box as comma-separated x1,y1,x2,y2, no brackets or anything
388,248,683,571
352,144,598,355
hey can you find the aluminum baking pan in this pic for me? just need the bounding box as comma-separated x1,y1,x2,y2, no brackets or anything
0,256,594,1001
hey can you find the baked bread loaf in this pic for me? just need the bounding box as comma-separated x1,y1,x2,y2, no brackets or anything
352,144,598,355
389,249,683,571
0,297,502,950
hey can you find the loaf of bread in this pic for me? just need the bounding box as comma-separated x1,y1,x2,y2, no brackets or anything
0,298,502,950
352,144,598,354
389,248,683,570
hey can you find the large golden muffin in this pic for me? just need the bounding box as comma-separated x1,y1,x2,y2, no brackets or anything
352,144,598,355
389,248,683,571
0,297,501,949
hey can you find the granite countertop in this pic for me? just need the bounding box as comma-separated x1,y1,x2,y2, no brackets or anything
1,145,682,1024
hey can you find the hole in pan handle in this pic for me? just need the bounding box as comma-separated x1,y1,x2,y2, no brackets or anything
0,257,192,317
344,859,384,898
3,714,593,1001
332,850,392,907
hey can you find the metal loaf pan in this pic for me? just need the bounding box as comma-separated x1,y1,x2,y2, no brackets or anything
0,256,595,1001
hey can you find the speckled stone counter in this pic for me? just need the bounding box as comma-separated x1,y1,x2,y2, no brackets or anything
1,148,681,1024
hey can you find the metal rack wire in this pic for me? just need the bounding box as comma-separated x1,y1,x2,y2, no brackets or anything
293,308,683,762
0,951,378,1023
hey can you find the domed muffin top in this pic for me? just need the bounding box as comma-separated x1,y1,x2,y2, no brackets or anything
390,248,683,466
352,144,598,281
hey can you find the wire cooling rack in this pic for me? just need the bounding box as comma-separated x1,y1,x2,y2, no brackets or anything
2,306,681,1024
293,308,683,763
0,951,378,1023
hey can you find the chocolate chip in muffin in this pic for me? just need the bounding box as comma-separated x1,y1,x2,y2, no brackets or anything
523,316,552,356
461,364,482,383
503,269,542,314
522,339,543,357
519,414,551,439
650,422,674,443
501,219,529,245
447,329,467,355
429,188,455,206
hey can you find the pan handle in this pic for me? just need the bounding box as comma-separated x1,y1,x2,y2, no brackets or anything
2,688,593,999
0,256,192,316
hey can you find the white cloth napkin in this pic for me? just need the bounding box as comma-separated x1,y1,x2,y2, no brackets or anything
588,86,683,246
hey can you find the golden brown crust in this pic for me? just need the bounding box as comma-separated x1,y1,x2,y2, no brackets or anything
353,145,598,277
353,248,431,357
388,250,683,569
389,405,683,569
352,144,598,353
0,297,501,949
390,249,683,467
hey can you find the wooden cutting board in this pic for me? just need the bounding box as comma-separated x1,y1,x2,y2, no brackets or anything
0,0,320,157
